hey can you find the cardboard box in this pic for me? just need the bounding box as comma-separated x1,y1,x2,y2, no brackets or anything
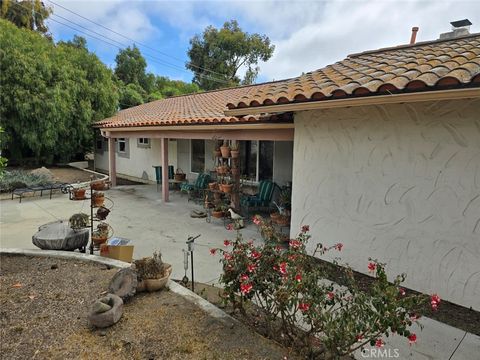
100,237,134,263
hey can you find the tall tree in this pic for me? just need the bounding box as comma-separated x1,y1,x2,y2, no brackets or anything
0,19,118,164
0,0,52,34
114,45,147,87
187,20,274,90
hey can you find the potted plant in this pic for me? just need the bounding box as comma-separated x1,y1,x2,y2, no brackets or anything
134,251,172,292
91,180,106,191
69,213,89,230
221,179,233,193
212,204,225,218
72,187,87,200
92,191,105,207
220,141,231,158
208,182,218,191
91,222,111,246
230,142,239,158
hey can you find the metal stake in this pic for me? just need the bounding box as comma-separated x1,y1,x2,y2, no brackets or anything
186,234,201,292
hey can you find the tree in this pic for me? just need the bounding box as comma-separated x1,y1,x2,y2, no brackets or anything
0,19,118,164
118,83,144,109
187,20,274,90
0,0,52,34
114,45,147,88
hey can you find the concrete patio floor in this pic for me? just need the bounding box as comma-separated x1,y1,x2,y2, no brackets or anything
0,184,263,285
1,183,479,360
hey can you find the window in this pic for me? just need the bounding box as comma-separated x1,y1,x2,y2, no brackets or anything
118,138,126,153
137,138,150,148
239,141,274,181
191,140,205,173
96,138,103,151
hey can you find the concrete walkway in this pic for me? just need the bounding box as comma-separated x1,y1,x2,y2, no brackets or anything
1,183,479,360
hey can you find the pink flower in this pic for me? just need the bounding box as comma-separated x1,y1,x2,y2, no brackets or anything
430,293,441,311
240,283,253,295
279,262,287,275
334,243,344,251
295,273,302,283
327,291,335,300
301,225,310,233
399,287,406,296
408,333,417,345
252,216,261,225
356,334,364,341
275,245,283,252
247,263,257,273
298,302,310,312
250,250,261,260
209,248,217,255
224,252,233,260
240,274,249,282
226,223,234,231
375,339,384,348
289,239,301,249
368,262,377,272
223,240,231,246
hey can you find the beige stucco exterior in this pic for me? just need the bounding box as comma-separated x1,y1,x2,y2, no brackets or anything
291,98,480,309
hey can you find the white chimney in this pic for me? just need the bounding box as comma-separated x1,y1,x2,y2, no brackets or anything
439,19,472,40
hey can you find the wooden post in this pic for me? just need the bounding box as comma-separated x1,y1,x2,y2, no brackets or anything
108,138,116,187
161,137,169,202
231,140,240,211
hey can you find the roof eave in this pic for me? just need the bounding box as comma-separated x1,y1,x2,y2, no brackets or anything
224,87,480,116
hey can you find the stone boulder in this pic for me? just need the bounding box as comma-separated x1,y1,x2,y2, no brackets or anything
88,294,123,328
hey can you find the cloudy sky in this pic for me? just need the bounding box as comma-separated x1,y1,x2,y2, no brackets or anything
47,0,480,83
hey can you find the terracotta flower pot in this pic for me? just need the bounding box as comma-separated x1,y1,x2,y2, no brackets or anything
270,212,281,222
220,145,231,158
208,182,218,190
214,149,222,158
73,188,86,200
144,264,172,292
230,150,239,158
91,181,105,191
212,210,224,218
221,184,233,193
92,235,108,246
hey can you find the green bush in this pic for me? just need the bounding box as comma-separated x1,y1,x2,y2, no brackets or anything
0,170,52,192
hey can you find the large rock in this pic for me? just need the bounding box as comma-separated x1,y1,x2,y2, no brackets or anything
30,167,55,181
88,294,123,328
108,268,138,302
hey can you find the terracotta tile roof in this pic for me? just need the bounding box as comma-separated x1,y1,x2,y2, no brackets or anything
226,34,480,110
95,83,290,128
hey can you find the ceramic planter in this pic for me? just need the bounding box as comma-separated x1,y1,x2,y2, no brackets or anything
212,210,224,218
143,264,172,292
230,149,239,158
221,184,233,193
220,145,231,158
72,188,86,200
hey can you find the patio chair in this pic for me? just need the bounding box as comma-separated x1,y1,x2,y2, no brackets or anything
241,180,277,218
180,172,211,203
152,165,175,191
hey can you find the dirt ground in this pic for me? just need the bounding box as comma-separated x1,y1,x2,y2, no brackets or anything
0,255,298,360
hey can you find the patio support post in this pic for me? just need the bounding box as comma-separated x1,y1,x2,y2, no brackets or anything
108,137,116,187
161,137,169,202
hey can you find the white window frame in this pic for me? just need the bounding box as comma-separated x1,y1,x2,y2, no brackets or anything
118,138,126,153
137,138,150,148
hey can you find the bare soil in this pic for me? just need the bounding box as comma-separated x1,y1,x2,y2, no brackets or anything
0,255,298,360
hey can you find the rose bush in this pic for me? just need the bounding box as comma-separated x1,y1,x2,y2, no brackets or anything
211,221,439,359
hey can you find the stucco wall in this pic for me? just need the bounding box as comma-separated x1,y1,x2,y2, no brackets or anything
291,99,480,309
95,138,177,183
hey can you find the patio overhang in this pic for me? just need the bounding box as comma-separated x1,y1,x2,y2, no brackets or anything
100,123,294,141
224,88,480,116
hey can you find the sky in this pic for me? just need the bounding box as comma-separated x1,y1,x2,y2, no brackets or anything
46,0,480,84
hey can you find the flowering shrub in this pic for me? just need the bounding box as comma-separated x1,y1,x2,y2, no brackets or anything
212,224,439,359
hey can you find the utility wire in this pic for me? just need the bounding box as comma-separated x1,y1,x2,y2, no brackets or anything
46,0,229,79
12,1,231,85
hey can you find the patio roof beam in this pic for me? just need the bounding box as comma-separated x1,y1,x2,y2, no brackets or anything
102,128,294,141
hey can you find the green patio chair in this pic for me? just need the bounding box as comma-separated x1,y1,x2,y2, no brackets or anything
152,165,175,191
241,180,276,218
180,173,211,202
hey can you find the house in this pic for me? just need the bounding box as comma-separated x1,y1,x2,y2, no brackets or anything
95,23,480,309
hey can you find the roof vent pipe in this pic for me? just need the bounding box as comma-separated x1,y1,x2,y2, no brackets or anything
410,27,419,44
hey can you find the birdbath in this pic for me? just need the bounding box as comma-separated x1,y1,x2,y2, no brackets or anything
32,220,89,251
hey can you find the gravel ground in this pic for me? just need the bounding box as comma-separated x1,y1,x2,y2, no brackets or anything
0,255,298,360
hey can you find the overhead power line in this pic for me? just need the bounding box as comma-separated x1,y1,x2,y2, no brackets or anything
11,1,230,85
45,0,228,79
